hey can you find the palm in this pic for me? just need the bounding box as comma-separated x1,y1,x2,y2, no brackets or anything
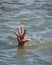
14,26,31,47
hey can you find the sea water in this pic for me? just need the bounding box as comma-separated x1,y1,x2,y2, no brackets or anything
0,0,52,65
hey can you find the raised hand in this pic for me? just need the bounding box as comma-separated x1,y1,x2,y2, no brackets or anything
14,26,31,47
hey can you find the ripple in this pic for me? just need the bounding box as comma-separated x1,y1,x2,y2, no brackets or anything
19,0,34,5
0,0,52,65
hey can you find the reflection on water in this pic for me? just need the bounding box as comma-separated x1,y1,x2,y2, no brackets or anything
0,0,52,65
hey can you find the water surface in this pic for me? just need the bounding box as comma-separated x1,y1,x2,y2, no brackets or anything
0,0,52,65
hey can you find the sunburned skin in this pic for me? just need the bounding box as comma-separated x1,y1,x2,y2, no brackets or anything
14,26,31,47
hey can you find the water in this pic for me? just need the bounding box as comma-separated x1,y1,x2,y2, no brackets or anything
0,0,52,65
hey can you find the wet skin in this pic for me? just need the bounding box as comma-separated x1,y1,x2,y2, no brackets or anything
14,26,31,47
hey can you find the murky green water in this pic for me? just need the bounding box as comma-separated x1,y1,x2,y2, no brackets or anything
0,0,52,65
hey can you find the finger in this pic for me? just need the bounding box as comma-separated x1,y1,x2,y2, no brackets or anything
14,31,18,36
19,26,22,35
20,26,22,33
27,39,31,42
20,26,23,35
22,39,31,42
17,27,21,35
23,27,26,37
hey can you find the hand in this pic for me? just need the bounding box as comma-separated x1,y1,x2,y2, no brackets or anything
14,26,31,46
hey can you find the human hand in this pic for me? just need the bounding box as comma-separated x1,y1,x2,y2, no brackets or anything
14,26,31,46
